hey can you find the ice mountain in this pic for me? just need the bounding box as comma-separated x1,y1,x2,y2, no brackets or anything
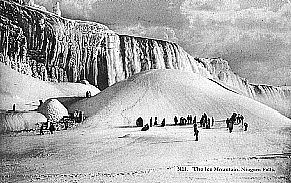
69,69,290,130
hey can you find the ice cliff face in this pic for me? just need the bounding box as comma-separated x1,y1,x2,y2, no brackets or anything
0,0,110,89
0,0,211,90
1,0,291,117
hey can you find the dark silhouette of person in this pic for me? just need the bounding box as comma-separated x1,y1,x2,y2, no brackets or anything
241,115,244,126
183,117,187,125
207,118,211,129
180,117,184,125
40,123,44,135
136,117,143,127
193,122,198,136
39,100,43,107
13,104,16,111
74,110,79,123
79,111,84,123
193,116,196,124
174,116,178,125
86,91,91,98
230,113,237,124
49,123,55,134
244,123,248,131
195,130,199,141
203,113,207,121
150,117,153,127
237,114,241,124
200,116,204,127
203,113,207,128
141,124,149,131
211,117,214,126
189,115,193,124
64,120,68,130
154,117,158,126
228,120,234,133
226,118,230,128
161,118,166,127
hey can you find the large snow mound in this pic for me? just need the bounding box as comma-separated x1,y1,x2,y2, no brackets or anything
0,63,100,111
39,99,68,123
69,69,290,130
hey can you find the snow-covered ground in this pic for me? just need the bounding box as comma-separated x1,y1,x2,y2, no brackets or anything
0,69,290,182
0,124,290,182
0,63,100,111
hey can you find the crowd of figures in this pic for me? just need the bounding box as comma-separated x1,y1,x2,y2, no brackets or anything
136,112,248,141
226,113,247,133
136,117,166,131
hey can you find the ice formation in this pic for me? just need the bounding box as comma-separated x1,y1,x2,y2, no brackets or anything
38,98,68,123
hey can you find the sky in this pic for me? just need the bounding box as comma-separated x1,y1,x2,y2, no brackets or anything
36,0,291,86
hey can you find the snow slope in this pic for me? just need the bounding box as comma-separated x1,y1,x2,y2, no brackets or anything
0,63,100,111
0,111,46,133
69,69,290,130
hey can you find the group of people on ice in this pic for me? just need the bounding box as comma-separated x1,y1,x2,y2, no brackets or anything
137,112,248,141
136,117,166,131
226,113,247,133
174,115,197,125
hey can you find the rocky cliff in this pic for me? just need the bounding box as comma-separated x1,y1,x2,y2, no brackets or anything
1,0,291,117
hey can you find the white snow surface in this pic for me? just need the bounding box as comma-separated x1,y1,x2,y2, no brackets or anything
0,63,100,111
69,69,290,131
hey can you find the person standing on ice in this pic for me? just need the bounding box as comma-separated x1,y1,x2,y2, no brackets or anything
150,117,153,127
203,113,208,128
226,118,230,128
136,117,143,127
180,117,184,125
73,110,78,122
193,122,198,136
228,120,234,133
161,118,166,127
189,115,193,124
174,116,178,125
195,130,199,141
200,116,204,127
187,115,190,124
241,115,244,126
193,116,196,124
237,114,241,124
154,117,158,126
49,123,55,134
244,123,248,131
40,123,44,135
207,118,211,129
230,113,237,124
211,117,214,126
